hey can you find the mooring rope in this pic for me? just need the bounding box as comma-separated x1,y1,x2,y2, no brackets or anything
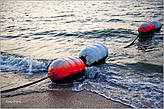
1,74,54,93
124,35,139,48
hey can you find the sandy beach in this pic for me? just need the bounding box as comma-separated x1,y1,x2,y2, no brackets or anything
1,71,131,108
1,90,131,108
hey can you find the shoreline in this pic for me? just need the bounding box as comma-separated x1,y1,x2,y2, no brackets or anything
1,90,131,108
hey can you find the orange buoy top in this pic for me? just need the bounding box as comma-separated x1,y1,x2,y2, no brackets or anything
48,57,85,82
138,22,155,34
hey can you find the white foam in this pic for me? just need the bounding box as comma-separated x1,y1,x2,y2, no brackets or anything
27,56,33,75
1,54,47,73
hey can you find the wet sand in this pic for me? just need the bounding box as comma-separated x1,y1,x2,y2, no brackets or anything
1,90,131,108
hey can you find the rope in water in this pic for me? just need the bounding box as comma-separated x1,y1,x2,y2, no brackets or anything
1,74,54,93
124,35,139,48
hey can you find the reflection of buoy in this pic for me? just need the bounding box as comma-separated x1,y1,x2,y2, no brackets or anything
79,43,108,67
48,57,85,83
138,21,162,36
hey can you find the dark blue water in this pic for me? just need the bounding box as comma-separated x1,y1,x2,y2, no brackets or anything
0,1,163,108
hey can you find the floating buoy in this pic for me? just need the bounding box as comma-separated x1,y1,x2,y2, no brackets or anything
48,57,85,83
138,21,162,36
138,22,155,35
152,20,162,31
79,43,108,67
124,20,162,48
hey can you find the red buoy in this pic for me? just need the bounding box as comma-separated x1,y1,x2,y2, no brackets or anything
138,22,155,35
48,57,85,83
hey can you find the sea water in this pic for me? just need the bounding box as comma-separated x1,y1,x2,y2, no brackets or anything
0,1,163,108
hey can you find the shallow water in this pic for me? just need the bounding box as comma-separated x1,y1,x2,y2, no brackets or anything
0,1,163,108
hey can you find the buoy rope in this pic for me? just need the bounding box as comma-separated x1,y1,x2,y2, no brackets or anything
1,74,54,93
124,35,139,48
